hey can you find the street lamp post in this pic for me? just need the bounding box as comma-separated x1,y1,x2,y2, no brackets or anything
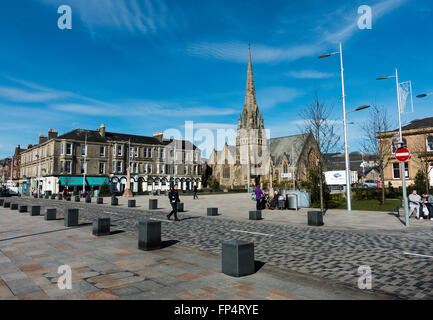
36,154,41,198
376,68,410,227
416,92,433,99
319,42,370,211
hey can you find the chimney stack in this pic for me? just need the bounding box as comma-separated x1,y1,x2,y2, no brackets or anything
99,124,106,137
39,135,48,145
153,132,163,142
48,129,58,140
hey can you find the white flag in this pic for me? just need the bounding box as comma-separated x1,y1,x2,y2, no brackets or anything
399,81,413,114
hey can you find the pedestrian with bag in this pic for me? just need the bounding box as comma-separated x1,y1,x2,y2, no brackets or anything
167,184,180,221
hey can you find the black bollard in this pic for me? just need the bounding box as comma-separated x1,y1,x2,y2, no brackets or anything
177,202,184,212
222,240,255,277
10,203,18,210
138,220,161,251
111,196,118,206
128,199,136,208
75,195,80,202
30,206,41,216
50,195,56,200
249,210,262,220
4,201,11,208
44,208,56,220
64,208,79,227
92,218,110,236
149,199,158,210
207,208,218,216
0,199,4,206
19,205,28,213
308,211,324,226
85,195,91,203
97,197,103,204
57,194,62,200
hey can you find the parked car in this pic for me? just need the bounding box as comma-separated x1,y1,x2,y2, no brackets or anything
363,180,380,189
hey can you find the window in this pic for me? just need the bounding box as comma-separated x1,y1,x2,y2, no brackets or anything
81,144,86,156
61,143,64,155
223,167,230,179
117,145,122,156
161,149,165,159
113,144,116,156
427,136,433,152
100,146,105,157
112,161,116,173
117,161,122,173
60,161,64,173
80,161,86,174
133,162,138,173
65,161,71,174
184,165,188,175
404,162,409,178
174,165,177,175
134,147,138,158
144,148,147,158
99,163,105,174
160,164,164,174
393,163,400,179
148,148,152,158
283,164,288,173
148,164,152,174
66,143,72,155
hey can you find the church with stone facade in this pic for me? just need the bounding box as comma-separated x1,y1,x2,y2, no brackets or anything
208,48,319,189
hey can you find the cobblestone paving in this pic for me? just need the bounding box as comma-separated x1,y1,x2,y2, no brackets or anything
10,196,433,299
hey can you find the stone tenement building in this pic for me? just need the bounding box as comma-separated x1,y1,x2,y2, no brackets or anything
209,48,319,189
378,117,433,188
0,158,12,185
20,125,203,195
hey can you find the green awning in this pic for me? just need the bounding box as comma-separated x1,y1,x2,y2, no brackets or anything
86,177,109,186
59,176,84,186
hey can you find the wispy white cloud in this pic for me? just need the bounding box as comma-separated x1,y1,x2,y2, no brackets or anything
286,70,334,79
257,87,304,109
0,86,66,103
40,0,184,36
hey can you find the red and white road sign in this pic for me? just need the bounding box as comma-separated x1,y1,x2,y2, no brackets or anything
395,148,410,162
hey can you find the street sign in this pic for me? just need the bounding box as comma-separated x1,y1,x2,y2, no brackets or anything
395,147,410,162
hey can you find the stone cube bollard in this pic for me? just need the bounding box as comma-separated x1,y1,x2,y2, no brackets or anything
222,240,255,277
19,205,28,213
249,210,262,220
66,195,71,201
30,206,41,216
308,211,324,226
64,208,79,227
85,195,91,203
177,202,184,212
149,199,158,210
138,220,161,251
97,197,103,204
44,194,49,199
44,208,56,220
11,203,18,210
92,218,110,236
128,200,136,208
50,195,56,200
111,196,118,206
4,201,11,208
207,208,218,216
57,194,63,200
0,199,4,206
75,195,80,202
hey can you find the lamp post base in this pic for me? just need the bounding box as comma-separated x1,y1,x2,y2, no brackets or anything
123,188,134,198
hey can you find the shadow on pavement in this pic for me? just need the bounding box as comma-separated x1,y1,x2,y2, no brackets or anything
161,240,180,248
255,261,266,273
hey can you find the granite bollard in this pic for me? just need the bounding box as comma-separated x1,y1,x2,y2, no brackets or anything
75,195,80,202
57,194,62,200
30,206,41,216
50,195,56,200
44,208,56,220
85,195,91,203
249,210,262,220
19,205,28,213
97,197,103,204
138,220,161,251
66,195,71,201
92,218,110,236
149,199,158,210
222,240,255,277
128,200,136,208
0,199,4,206
64,208,79,227
207,208,218,216
111,196,118,206
11,203,18,210
308,211,324,227
4,201,11,208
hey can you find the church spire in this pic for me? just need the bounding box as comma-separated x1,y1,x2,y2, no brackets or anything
243,45,259,129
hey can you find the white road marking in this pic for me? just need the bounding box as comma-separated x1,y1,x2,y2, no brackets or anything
403,252,433,259
230,229,273,237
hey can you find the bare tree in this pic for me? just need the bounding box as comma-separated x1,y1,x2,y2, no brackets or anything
360,105,394,204
298,93,340,213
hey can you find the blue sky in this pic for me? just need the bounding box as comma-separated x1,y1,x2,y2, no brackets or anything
0,0,432,159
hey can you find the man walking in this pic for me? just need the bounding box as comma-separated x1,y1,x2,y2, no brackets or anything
254,186,263,210
193,185,198,200
167,185,180,221
409,189,422,220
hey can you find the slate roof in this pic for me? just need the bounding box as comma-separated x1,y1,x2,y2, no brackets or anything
399,117,433,131
269,133,309,165
57,129,198,150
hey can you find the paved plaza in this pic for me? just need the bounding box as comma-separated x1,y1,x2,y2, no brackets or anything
1,194,433,300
